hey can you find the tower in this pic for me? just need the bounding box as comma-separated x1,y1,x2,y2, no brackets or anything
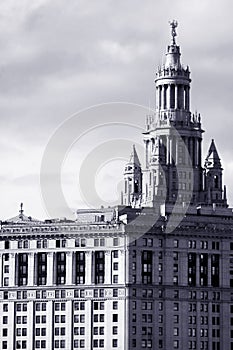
123,145,142,207
143,20,204,207
204,139,227,206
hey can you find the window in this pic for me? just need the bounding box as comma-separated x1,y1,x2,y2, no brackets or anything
113,275,118,283
112,339,118,348
113,238,119,246
100,238,105,247
148,238,153,246
113,262,118,270
113,314,118,322
142,251,152,284
3,278,9,286
113,326,118,334
56,252,66,285
4,265,9,273
76,252,85,285
18,254,28,286
3,304,8,312
95,251,105,284
113,250,119,258
37,253,47,286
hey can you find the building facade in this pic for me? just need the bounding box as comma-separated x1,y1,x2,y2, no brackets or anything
0,21,233,350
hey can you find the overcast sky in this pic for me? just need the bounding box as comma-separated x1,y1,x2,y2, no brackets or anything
0,0,232,220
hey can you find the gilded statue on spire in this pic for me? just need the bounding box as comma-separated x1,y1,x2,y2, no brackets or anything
169,20,178,45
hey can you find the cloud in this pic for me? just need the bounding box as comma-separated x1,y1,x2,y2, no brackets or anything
0,0,232,219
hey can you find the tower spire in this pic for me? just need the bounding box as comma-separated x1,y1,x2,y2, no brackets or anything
19,202,24,218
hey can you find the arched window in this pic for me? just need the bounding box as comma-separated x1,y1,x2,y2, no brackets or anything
214,175,218,189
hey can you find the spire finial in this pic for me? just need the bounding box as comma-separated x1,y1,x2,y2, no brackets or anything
19,202,24,216
169,20,178,45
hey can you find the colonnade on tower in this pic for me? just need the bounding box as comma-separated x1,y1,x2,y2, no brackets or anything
156,83,190,111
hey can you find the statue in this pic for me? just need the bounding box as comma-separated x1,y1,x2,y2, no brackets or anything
169,20,178,45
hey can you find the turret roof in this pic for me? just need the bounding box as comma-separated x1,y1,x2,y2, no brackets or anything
205,139,222,168
129,145,141,167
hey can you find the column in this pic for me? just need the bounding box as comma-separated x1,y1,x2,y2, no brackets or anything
164,85,167,109
105,250,112,285
145,141,149,168
156,87,159,110
159,86,161,109
185,86,190,111
169,137,173,164
166,136,170,164
118,250,125,284
72,252,76,284
47,252,54,286
34,253,37,285
9,253,15,287
66,251,73,285
28,253,34,286
15,253,18,286
184,137,189,165
175,85,178,109
193,139,197,166
161,85,164,110
180,85,184,109
187,86,190,110
176,137,179,164
85,251,92,285
53,252,57,285
198,139,202,167
167,84,171,109
190,138,194,166
184,86,187,110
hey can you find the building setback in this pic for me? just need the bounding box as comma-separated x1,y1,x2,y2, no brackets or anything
0,21,233,350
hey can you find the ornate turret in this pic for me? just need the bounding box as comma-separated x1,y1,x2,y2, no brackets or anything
154,20,191,123
124,21,229,212
143,21,204,207
204,139,227,206
123,145,142,207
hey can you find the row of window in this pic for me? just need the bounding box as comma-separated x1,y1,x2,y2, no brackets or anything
2,251,120,287
133,238,221,250
3,237,120,250
4,288,119,300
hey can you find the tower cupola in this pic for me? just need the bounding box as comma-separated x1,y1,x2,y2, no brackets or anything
164,20,181,69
